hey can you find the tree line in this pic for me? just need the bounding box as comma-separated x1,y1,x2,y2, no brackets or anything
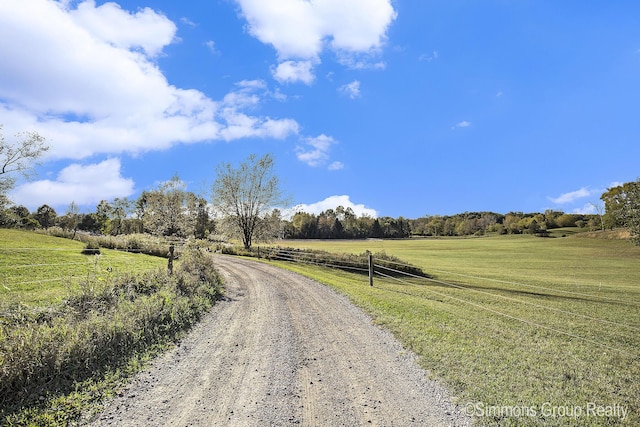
0,201,604,241
1,124,639,247
282,209,605,240
0,174,215,239
0,147,284,249
284,209,410,239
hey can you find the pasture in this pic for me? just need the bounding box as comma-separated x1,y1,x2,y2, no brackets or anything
0,229,167,306
270,234,640,426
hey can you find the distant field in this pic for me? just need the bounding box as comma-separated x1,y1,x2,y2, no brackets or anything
269,234,640,426
0,229,167,306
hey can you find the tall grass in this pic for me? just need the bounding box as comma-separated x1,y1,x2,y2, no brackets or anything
0,242,222,426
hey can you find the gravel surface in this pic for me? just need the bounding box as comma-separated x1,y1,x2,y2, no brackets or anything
88,255,471,426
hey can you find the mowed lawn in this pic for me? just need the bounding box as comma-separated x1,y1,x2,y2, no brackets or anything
0,229,167,306
271,234,640,426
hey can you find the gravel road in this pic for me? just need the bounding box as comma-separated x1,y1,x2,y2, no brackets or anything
88,255,470,426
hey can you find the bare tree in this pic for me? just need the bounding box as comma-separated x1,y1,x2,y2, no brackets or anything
0,125,48,208
589,201,606,231
211,154,287,249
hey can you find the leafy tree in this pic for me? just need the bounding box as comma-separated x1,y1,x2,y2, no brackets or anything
317,209,336,238
12,205,31,225
0,204,34,228
504,213,522,234
33,204,57,228
144,175,192,237
556,213,577,228
135,190,149,224
601,179,640,245
254,208,284,242
428,216,445,236
212,154,286,249
95,200,112,234
286,211,317,238
59,201,81,237
109,197,133,235
371,218,383,238
192,195,213,239
0,125,48,210
78,213,101,233
339,206,359,236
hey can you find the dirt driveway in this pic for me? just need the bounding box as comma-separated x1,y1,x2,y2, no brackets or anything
89,255,470,426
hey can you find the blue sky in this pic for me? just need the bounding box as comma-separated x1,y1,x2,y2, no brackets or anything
1,0,639,218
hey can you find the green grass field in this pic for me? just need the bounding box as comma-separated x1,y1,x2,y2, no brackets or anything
268,233,640,426
3,229,638,425
0,229,167,306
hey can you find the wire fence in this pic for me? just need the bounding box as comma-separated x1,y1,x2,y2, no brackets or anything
3,243,638,357
259,247,639,358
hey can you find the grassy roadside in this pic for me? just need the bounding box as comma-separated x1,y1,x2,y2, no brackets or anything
0,231,222,426
266,235,640,426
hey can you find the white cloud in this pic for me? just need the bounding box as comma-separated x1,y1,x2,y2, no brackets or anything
572,203,597,215
339,81,361,99
290,195,377,218
271,60,316,85
328,161,344,171
452,121,471,129
10,158,134,209
180,17,197,28
296,134,336,167
235,0,396,81
0,1,299,161
548,187,592,204
335,54,386,71
419,50,439,62
70,0,177,57
205,40,217,54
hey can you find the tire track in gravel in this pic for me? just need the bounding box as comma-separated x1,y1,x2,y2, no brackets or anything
88,255,470,426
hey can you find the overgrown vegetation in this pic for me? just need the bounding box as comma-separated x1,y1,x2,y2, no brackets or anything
0,240,222,426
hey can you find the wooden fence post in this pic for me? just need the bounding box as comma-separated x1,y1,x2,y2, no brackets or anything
168,244,175,275
368,250,374,287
